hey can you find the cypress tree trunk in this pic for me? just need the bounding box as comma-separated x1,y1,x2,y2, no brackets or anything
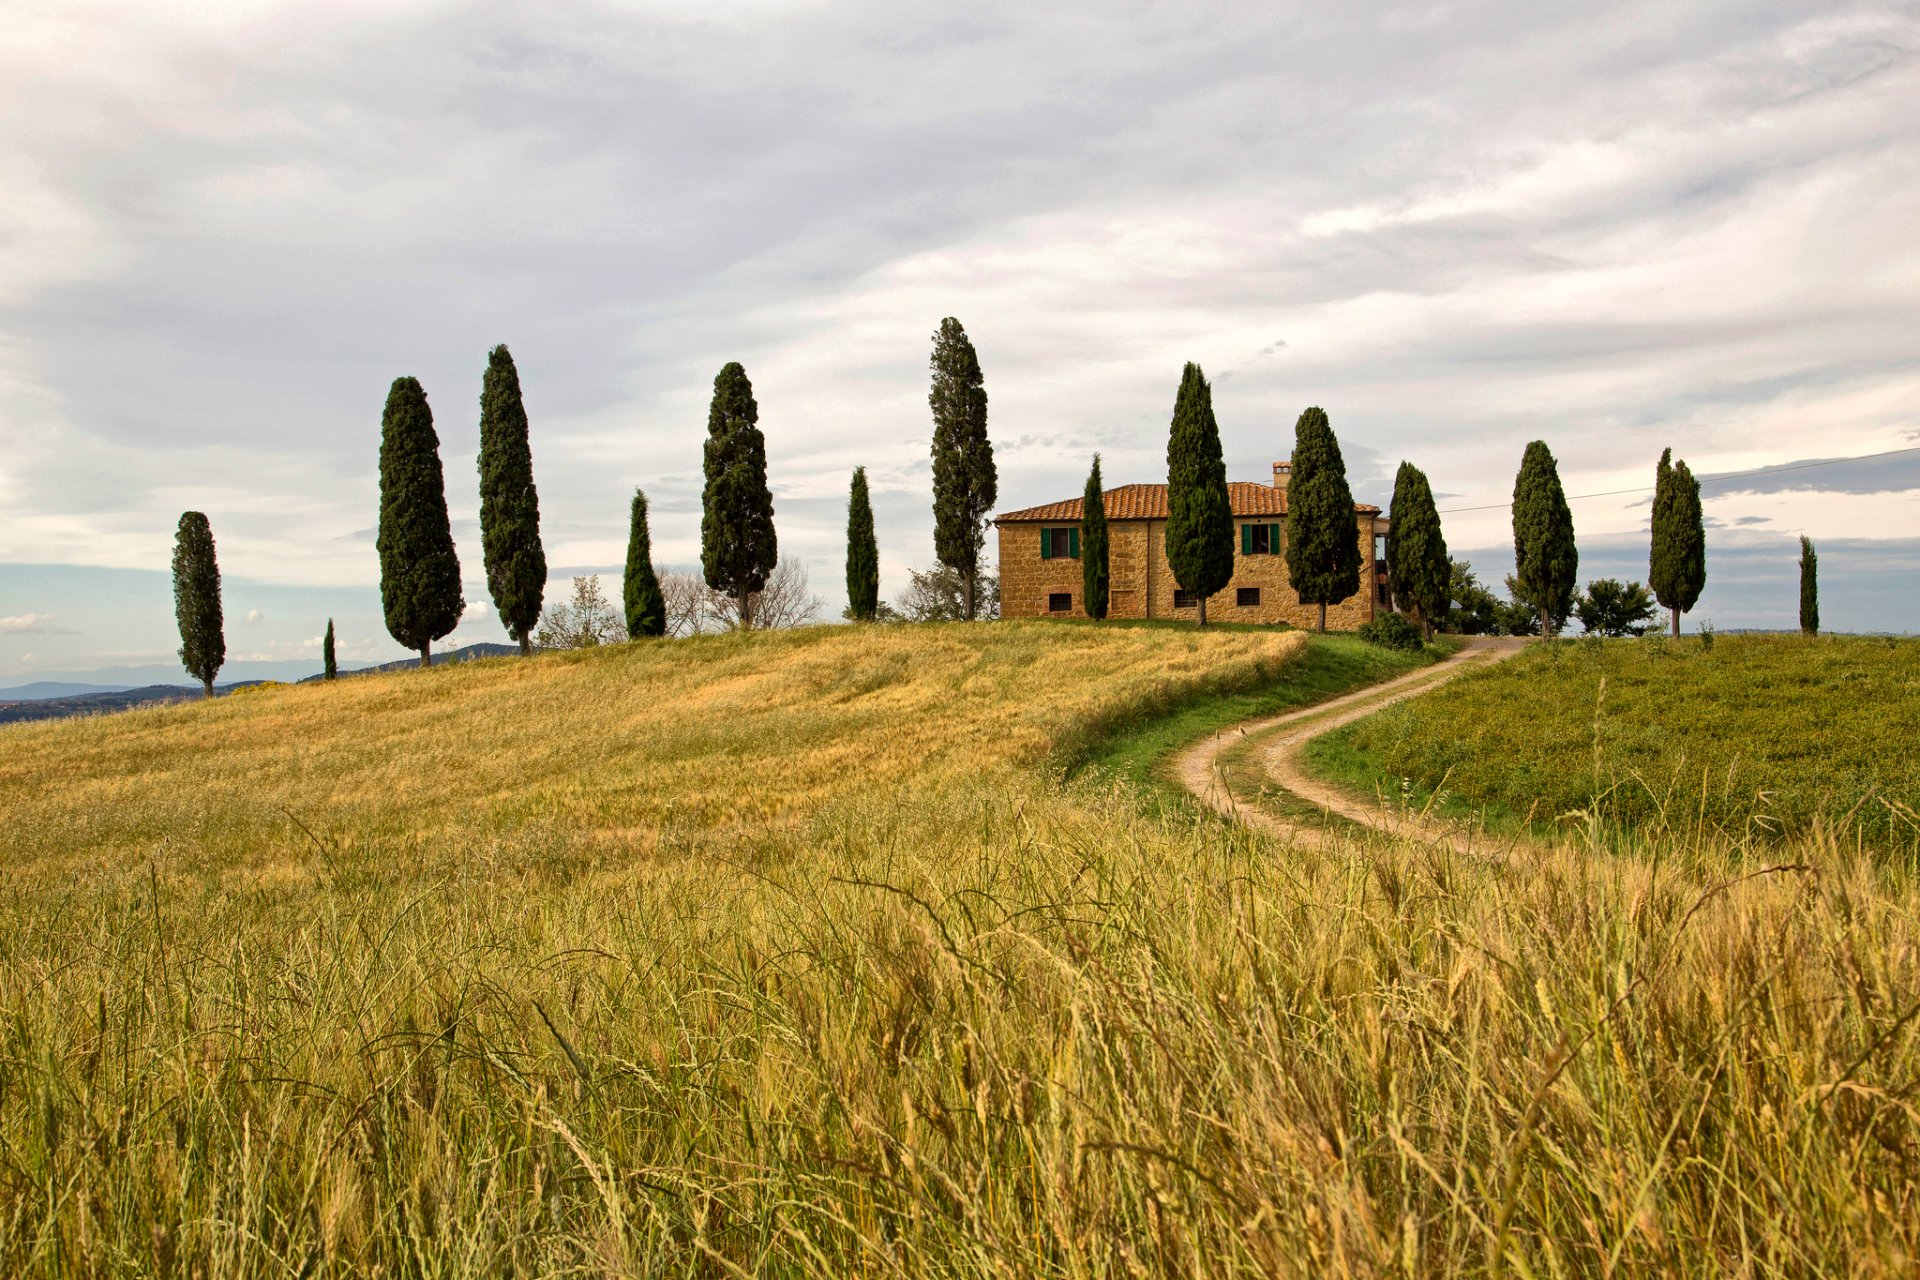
171,511,225,698
1164,364,1234,627
419,641,431,670
1318,601,1327,633
929,319,996,621
377,377,464,662
1671,605,1680,639
701,363,777,628
477,345,546,655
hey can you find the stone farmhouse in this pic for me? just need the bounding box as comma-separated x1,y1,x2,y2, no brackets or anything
995,461,1390,628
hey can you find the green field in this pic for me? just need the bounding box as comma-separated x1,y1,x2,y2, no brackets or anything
2,623,1917,1276
1307,633,1920,853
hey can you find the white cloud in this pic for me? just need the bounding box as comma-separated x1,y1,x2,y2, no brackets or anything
0,612,77,634
243,608,264,625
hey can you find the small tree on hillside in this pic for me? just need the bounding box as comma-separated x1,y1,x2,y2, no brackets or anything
1285,406,1363,632
172,510,225,698
703,557,824,631
323,619,337,680
1649,448,1706,638
701,362,778,628
1164,363,1234,625
1080,454,1110,620
1386,461,1448,638
1799,536,1819,635
377,376,464,668
896,565,1000,623
624,488,666,638
929,318,996,620
535,575,624,649
846,467,880,621
1576,578,1658,637
1510,440,1578,638
477,344,547,656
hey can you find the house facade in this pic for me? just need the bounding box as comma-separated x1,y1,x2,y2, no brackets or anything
995,461,1389,628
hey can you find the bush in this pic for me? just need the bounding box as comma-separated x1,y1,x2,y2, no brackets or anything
1356,612,1424,652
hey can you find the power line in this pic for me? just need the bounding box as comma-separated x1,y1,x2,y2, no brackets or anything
1434,445,1920,515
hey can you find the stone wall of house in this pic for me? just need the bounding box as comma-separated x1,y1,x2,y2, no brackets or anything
997,522,1095,619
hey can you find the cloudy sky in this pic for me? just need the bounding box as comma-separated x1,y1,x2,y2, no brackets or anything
2,0,1917,683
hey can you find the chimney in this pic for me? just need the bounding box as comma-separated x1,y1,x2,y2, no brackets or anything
1272,459,1291,493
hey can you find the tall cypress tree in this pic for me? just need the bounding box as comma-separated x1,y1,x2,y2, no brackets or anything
845,467,879,621
1164,363,1234,625
1648,448,1706,638
1511,440,1578,638
1285,407,1363,632
323,618,337,680
929,318,996,620
1799,536,1819,635
624,488,666,638
1080,454,1110,620
477,344,547,656
377,376,464,668
171,510,224,698
1387,461,1449,639
701,362,777,628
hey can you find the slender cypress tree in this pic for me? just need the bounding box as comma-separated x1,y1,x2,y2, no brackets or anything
701,362,777,628
1164,363,1234,625
1080,454,1110,620
477,344,547,656
377,376,464,668
1648,448,1706,638
1285,407,1363,632
929,318,996,620
1799,536,1819,635
624,488,666,638
845,467,880,621
1386,461,1449,639
1511,440,1578,638
171,510,224,698
323,618,337,680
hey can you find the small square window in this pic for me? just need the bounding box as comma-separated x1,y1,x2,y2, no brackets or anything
1048,592,1073,613
1172,589,1196,609
1237,587,1261,607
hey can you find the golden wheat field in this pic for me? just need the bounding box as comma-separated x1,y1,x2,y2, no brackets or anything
2,621,1917,1278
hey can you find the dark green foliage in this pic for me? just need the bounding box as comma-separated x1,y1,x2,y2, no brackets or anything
1648,448,1706,638
377,376,464,668
1510,440,1578,638
1080,455,1110,620
701,362,778,628
1800,537,1819,635
1357,612,1425,652
1164,363,1234,625
477,345,547,657
1284,406,1363,632
845,468,880,622
1576,578,1658,637
929,318,996,620
1445,560,1502,634
171,511,224,698
323,619,337,680
1386,462,1448,638
1499,573,1574,636
624,489,666,638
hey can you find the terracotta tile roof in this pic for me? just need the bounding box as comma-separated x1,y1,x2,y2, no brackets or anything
996,482,1378,523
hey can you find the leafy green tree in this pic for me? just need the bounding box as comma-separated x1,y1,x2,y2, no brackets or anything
1284,406,1363,632
1510,440,1578,638
377,376,464,668
477,344,547,656
845,467,879,621
171,510,224,698
624,488,666,638
322,618,337,680
1444,559,1501,635
1164,363,1234,625
1080,454,1110,620
701,362,778,628
1576,578,1658,636
1799,536,1819,635
929,318,996,620
1648,448,1706,638
1387,461,1449,638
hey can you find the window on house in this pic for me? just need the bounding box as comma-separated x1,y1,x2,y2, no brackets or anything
1048,592,1073,613
1240,522,1281,556
1039,527,1079,560
1172,589,1196,609
1237,587,1261,607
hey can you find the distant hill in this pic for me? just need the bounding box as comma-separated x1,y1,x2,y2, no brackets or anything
0,680,137,701
296,642,521,681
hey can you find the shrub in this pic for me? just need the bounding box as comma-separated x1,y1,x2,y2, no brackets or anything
1356,612,1424,651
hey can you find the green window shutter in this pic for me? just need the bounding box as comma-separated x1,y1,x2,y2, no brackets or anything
1270,523,1281,555
1040,529,1050,560
1241,523,1252,555
1069,528,1079,559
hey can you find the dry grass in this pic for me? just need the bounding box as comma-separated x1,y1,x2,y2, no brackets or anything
2,622,1917,1277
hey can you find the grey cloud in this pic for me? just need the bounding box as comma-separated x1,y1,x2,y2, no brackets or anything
1700,449,1920,497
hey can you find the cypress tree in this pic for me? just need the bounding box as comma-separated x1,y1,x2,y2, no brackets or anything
1164,363,1234,625
477,344,547,656
1285,406,1363,632
377,376,464,668
1511,440,1578,638
1799,536,1819,635
929,318,996,620
1386,462,1449,639
1648,448,1706,638
323,618,337,680
171,510,224,698
845,467,879,621
1080,454,1110,620
624,488,666,638
700,362,777,628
